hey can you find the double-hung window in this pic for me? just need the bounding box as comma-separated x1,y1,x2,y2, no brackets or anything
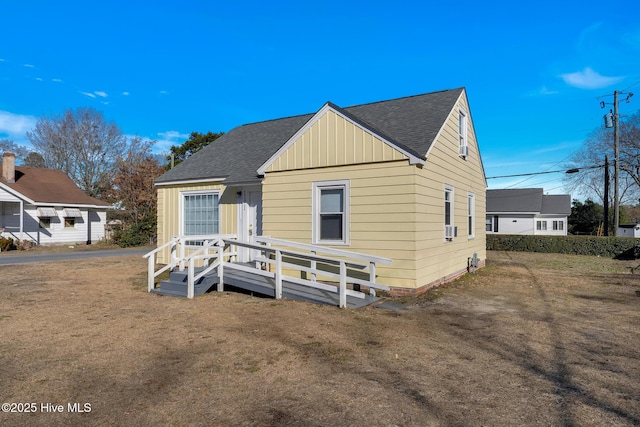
182,191,220,244
444,185,454,240
468,192,475,238
486,215,498,232
313,180,349,245
458,108,468,158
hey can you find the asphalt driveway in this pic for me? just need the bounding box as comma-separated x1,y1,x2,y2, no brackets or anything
0,247,150,265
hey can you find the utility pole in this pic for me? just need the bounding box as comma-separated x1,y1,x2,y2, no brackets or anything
602,90,633,236
604,155,609,236
613,91,620,236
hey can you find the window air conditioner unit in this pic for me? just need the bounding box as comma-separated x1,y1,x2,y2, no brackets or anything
445,225,456,240
459,145,468,158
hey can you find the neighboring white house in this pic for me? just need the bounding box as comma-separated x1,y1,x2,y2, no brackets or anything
0,152,111,245
486,188,571,236
618,224,640,238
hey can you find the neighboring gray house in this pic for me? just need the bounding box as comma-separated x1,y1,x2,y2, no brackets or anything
486,188,571,236
618,224,640,238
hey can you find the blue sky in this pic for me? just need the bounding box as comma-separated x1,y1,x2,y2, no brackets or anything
1,1,639,196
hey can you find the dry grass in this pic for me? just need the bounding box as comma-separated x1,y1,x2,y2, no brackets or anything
0,250,639,426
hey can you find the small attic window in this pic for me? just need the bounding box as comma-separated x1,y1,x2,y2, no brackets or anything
63,208,82,217
37,207,57,217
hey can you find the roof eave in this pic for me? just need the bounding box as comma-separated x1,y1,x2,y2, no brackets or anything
155,177,227,187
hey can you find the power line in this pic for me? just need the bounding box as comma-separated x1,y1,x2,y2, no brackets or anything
486,164,604,180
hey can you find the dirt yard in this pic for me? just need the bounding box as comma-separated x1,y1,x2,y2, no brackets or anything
1,250,639,426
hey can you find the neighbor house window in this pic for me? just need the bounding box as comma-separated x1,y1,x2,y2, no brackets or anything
536,220,547,231
182,192,220,240
444,185,454,239
64,218,75,228
459,108,468,157
313,180,349,245
468,192,475,238
553,220,564,231
486,215,498,232
39,218,51,229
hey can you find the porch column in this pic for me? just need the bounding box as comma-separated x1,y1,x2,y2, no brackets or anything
19,200,23,240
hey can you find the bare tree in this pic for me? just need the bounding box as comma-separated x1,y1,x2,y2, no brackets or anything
564,110,640,205
26,107,126,198
104,137,165,246
0,139,29,160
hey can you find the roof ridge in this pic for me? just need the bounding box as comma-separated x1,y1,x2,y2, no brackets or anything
340,87,464,110
235,87,465,129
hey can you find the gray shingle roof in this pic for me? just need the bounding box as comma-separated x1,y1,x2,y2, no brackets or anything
156,88,465,185
541,194,571,215
487,189,571,215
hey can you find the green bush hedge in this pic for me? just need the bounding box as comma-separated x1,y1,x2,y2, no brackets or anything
487,234,640,259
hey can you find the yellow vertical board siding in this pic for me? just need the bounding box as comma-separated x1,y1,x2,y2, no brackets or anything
156,183,238,264
262,162,420,288
266,110,408,172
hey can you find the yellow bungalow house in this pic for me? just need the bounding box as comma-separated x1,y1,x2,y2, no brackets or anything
152,87,486,300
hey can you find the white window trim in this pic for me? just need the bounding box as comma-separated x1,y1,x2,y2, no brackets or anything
312,180,350,245
458,107,468,158
179,190,221,238
468,192,475,239
444,184,455,241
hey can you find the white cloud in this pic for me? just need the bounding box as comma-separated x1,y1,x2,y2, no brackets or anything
153,131,189,153
0,110,37,138
159,90,168,95
158,130,189,141
538,86,559,95
94,91,107,98
35,77,43,81
80,91,96,98
560,67,624,89
52,78,62,83
122,91,130,96
23,64,35,68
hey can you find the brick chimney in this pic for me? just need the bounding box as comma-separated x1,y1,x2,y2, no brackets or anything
2,152,15,183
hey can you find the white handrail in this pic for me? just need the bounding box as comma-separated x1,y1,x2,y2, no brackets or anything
255,236,392,265
144,234,392,307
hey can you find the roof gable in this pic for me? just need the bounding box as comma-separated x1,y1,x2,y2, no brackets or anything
257,103,422,174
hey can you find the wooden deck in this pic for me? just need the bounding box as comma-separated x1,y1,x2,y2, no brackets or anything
151,265,380,309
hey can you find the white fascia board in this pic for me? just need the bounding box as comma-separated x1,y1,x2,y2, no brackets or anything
0,183,35,204
488,211,539,215
44,203,112,209
257,103,424,175
155,177,226,187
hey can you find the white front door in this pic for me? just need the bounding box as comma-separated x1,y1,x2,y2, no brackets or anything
247,191,263,261
238,189,263,262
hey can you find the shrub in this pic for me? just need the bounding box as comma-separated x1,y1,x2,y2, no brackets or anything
487,234,640,258
15,240,36,251
0,236,14,251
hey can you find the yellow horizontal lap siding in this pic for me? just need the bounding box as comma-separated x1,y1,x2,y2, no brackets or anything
265,109,409,173
263,161,419,289
413,94,486,288
156,182,238,264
